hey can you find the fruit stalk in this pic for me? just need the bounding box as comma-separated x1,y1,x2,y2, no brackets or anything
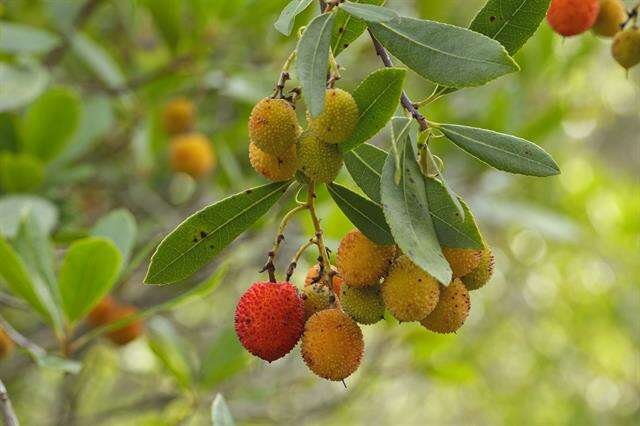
286,238,318,281
0,378,19,426
307,182,336,299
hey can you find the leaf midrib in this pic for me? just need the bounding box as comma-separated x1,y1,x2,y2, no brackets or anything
328,184,389,236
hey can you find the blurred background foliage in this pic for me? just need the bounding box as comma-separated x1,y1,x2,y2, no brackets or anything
0,0,638,425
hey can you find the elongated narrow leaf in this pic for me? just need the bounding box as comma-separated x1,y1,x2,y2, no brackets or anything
146,182,291,284
0,22,61,54
201,327,251,387
212,394,235,426
344,143,386,203
274,0,314,36
59,237,122,324
91,209,137,267
380,130,452,284
470,0,550,55
341,67,405,152
147,317,194,389
369,17,518,88
424,178,483,249
332,0,384,56
340,1,397,22
438,124,560,176
327,183,393,245
71,33,126,90
297,12,335,117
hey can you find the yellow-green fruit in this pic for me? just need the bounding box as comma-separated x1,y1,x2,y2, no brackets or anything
248,98,300,156
249,142,297,182
336,229,396,287
592,0,627,37
302,283,332,320
297,131,343,183
170,133,216,178
420,279,470,334
301,308,364,381
307,88,359,144
163,97,196,135
340,284,385,325
612,28,640,69
462,249,495,291
442,247,483,278
381,255,440,322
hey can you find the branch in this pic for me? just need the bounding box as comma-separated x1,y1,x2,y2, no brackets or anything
0,315,46,359
0,379,19,426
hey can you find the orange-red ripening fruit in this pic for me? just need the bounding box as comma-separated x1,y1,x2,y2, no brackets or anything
105,305,144,346
162,97,196,135
336,229,396,287
86,295,119,327
547,0,600,37
301,308,364,381
592,0,627,38
304,264,343,296
235,282,305,362
420,279,471,334
0,326,14,359
170,133,216,178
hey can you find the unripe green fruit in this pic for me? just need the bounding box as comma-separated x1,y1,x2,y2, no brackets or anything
297,131,343,183
340,284,385,325
462,249,495,291
249,98,300,156
249,142,298,182
307,88,359,144
302,283,332,320
612,28,640,69
420,279,470,334
592,0,627,38
381,255,440,322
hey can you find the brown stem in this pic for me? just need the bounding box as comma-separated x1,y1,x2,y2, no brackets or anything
0,315,46,359
286,238,318,281
306,183,336,301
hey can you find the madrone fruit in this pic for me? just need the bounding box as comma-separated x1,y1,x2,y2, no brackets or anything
612,28,640,69
249,98,300,156
336,229,396,287
547,0,600,36
302,283,332,320
105,305,144,346
304,264,343,296
421,279,471,334
381,255,440,322
301,308,364,381
307,88,359,144
340,284,385,325
249,142,298,182
462,248,495,291
163,97,196,135
170,133,215,178
593,0,627,37
297,131,343,183
234,282,305,362
442,247,483,278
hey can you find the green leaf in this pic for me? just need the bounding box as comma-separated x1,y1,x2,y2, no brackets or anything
36,355,82,374
21,87,81,162
71,33,126,90
437,123,560,176
369,17,518,88
296,12,335,118
200,327,251,387
211,394,235,426
327,183,393,245
380,129,452,284
91,209,137,267
142,0,183,51
274,0,314,36
0,59,50,112
344,142,386,203
147,317,194,389
424,178,483,249
145,181,291,284
340,1,397,22
0,21,61,54
0,195,59,238
0,152,44,193
341,67,405,152
59,237,122,324
332,0,384,57
470,0,551,55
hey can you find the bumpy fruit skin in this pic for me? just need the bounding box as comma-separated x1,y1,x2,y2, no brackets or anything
593,0,627,37
249,142,297,182
302,284,332,320
340,285,385,325
0,327,14,359
462,249,495,291
235,282,305,362
336,229,396,287
249,98,300,156
170,133,215,178
381,255,440,322
304,264,343,296
86,295,118,327
307,88,359,144
547,0,600,36
163,98,196,135
612,29,640,69
442,247,483,278
301,309,364,381
420,279,470,334
106,306,144,346
297,132,343,183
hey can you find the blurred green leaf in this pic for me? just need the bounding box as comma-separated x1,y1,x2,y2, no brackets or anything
340,1,397,22
0,59,50,112
71,33,126,90
341,67,405,152
145,181,291,285
211,393,235,426
148,317,194,389
59,237,122,324
0,21,60,54
0,152,44,193
143,0,183,51
21,87,80,162
200,327,251,388
0,113,20,151
344,142,386,203
0,194,58,238
91,209,138,268
274,0,314,36
36,355,82,374
296,12,335,118
332,0,384,56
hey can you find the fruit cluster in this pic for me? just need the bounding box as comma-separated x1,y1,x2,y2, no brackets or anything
248,88,358,183
547,0,640,70
163,98,216,178
234,229,494,382
87,296,144,346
